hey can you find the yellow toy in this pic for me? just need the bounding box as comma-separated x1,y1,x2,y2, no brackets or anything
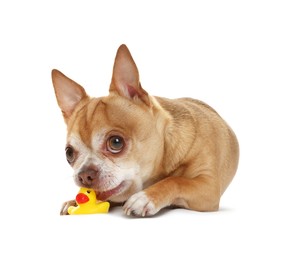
68,187,110,215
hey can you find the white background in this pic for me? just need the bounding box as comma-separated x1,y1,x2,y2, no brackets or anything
0,0,290,259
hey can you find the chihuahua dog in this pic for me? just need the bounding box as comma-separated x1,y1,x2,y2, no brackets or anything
52,44,239,217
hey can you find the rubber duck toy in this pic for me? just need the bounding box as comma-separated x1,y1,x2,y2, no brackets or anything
68,187,110,215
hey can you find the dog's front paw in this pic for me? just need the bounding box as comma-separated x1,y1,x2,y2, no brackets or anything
60,200,76,215
123,191,158,217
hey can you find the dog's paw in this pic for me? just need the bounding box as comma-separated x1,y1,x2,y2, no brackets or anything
123,191,158,217
60,200,76,215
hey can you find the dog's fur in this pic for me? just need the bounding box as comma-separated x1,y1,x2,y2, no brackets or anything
52,44,239,217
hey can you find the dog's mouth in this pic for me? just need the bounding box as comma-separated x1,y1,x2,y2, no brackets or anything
97,181,129,201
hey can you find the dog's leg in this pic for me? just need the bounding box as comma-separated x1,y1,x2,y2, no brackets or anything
60,200,76,215
123,174,220,217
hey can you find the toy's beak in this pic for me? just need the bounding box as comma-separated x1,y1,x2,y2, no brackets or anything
76,193,89,204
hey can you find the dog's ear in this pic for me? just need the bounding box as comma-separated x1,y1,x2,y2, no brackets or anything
51,69,88,122
110,44,151,106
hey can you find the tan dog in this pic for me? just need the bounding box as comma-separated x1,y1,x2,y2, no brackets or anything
52,44,239,217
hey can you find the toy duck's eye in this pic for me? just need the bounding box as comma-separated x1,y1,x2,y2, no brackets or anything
87,190,91,194
107,136,124,154
65,146,75,164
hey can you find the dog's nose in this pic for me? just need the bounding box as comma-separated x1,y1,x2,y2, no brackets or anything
77,168,98,186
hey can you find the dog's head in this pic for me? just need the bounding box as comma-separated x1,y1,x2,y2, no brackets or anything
52,45,168,202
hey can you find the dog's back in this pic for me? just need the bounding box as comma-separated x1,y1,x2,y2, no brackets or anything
155,96,239,196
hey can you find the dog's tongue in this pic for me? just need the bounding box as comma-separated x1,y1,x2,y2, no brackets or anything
98,188,118,201
97,182,124,200
97,190,112,201
76,193,89,204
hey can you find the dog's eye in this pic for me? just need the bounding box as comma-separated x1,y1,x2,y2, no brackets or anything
65,146,75,164
107,136,124,154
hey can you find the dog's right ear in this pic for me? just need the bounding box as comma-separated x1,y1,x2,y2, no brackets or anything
51,69,88,122
109,44,151,107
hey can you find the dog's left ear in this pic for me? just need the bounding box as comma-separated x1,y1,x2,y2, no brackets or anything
51,69,88,122
110,44,151,107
